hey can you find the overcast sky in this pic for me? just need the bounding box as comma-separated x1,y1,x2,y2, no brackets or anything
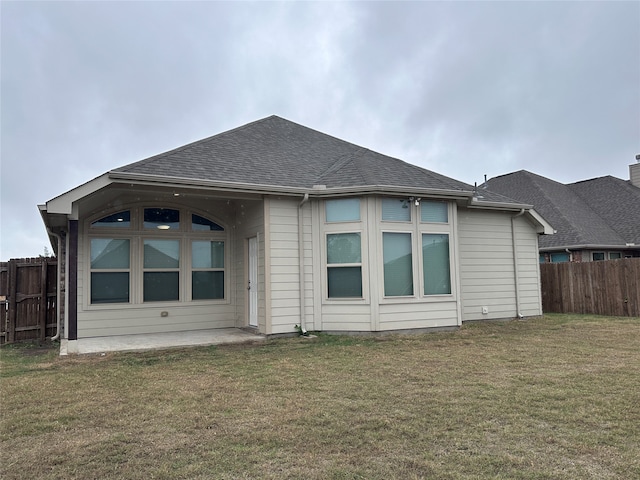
1,1,639,260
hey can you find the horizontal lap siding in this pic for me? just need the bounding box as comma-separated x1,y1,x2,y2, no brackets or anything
458,209,517,321
321,304,372,331
77,305,236,337
513,216,543,316
268,198,303,334
379,301,458,330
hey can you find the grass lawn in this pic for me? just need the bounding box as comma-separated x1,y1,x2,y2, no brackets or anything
1,314,639,479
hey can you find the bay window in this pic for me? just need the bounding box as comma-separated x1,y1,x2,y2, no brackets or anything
381,197,453,300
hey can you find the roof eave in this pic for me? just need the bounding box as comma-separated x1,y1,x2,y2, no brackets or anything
109,171,477,200
45,173,112,215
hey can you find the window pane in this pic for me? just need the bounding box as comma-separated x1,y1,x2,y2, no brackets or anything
328,267,362,298
539,254,546,264
327,233,361,264
592,252,605,261
144,240,180,268
192,241,224,268
423,234,451,295
383,232,413,296
144,272,179,301
91,211,130,228
326,198,360,222
91,272,129,303
609,252,621,259
551,253,569,263
421,201,448,223
192,214,224,231
192,271,224,300
91,239,130,269
144,208,180,230
382,198,411,221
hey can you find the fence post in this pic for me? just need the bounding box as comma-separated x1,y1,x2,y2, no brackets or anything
7,260,17,343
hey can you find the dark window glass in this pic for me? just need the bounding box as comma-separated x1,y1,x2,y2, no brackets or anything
192,214,224,231
327,267,362,298
91,272,130,303
192,271,225,300
143,272,179,301
91,211,130,228
144,208,180,230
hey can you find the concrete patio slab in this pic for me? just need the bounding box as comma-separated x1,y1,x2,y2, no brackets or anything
59,328,265,355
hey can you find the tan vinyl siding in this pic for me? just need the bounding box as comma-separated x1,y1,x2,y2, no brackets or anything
379,302,458,330
458,208,517,320
512,215,543,316
77,305,236,337
458,208,543,320
320,304,372,331
266,197,302,334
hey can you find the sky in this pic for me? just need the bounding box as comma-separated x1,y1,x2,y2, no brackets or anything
1,1,639,260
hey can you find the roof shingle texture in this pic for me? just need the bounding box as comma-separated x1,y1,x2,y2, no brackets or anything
114,115,477,193
487,170,640,248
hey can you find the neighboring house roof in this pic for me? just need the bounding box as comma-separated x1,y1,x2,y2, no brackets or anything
486,170,640,250
569,176,640,245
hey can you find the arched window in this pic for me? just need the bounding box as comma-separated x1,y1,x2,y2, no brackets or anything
88,207,227,305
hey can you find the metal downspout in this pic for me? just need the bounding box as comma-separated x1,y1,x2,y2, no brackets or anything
47,229,63,341
298,193,310,333
512,209,525,319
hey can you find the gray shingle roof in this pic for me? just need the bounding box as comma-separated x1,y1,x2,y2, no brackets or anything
113,115,480,195
569,176,640,244
486,170,640,249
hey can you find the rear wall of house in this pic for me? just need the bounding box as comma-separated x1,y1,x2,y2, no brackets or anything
457,208,542,321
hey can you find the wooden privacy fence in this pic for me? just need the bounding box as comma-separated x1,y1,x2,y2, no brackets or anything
540,258,640,317
0,257,58,345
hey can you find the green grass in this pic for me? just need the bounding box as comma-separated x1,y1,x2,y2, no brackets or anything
1,314,639,479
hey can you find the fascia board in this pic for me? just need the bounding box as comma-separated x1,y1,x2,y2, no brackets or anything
467,197,533,211
108,171,309,196
528,209,555,235
45,173,112,214
308,185,474,199
109,171,476,200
